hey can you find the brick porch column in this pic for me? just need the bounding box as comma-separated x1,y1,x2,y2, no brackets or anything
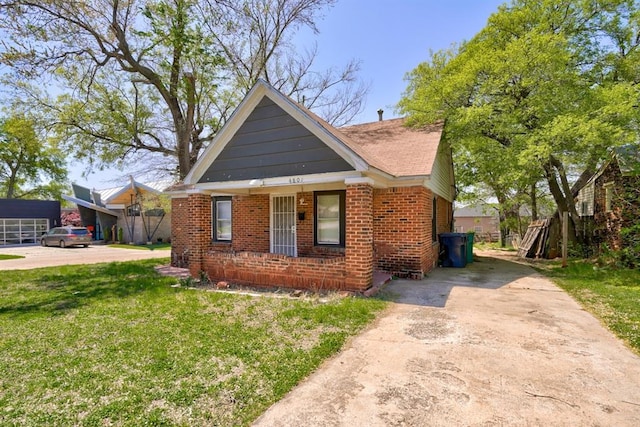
170,197,188,267
187,191,211,276
345,178,374,292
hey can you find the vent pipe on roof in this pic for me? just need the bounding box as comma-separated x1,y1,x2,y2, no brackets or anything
377,109,384,121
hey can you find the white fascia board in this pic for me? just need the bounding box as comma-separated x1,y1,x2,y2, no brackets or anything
193,171,364,191
169,193,189,199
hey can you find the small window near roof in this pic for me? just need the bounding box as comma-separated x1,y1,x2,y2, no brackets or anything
213,197,232,241
314,191,345,246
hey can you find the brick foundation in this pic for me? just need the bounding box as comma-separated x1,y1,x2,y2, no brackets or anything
203,251,347,291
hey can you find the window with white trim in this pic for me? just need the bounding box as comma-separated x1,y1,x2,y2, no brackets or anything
213,197,232,241
314,191,345,246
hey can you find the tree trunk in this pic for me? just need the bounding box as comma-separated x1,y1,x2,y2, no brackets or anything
5,168,18,199
543,158,583,245
530,182,538,221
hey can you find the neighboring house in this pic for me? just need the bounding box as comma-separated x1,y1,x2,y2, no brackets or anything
0,199,60,246
453,205,500,240
168,79,455,293
576,144,640,250
64,178,173,244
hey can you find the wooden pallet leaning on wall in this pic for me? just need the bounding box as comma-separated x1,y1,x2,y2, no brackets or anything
517,218,552,259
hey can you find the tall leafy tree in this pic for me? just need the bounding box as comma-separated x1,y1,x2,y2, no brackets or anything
0,0,367,180
0,113,67,199
399,0,640,243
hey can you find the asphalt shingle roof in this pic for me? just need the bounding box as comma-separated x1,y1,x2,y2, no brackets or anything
338,118,443,177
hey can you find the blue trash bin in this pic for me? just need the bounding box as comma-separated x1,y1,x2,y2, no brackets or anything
439,233,468,268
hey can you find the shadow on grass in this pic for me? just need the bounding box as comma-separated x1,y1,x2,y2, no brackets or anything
0,259,175,318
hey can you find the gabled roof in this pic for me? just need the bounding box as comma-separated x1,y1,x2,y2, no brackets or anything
69,179,173,212
98,179,173,204
185,79,445,185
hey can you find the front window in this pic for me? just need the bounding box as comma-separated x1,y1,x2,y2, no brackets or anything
314,191,345,246
213,197,232,241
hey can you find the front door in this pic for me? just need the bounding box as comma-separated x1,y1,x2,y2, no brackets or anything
271,195,296,256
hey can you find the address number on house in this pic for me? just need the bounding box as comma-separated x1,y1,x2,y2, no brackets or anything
289,177,303,184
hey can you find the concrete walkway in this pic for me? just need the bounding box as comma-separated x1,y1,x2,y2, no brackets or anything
254,251,640,426
0,244,169,270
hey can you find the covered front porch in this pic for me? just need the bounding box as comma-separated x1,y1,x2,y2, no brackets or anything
171,175,378,292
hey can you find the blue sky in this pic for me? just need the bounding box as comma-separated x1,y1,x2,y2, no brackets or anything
71,0,506,189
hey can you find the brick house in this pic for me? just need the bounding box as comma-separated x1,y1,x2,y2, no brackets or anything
168,80,455,293
576,144,640,250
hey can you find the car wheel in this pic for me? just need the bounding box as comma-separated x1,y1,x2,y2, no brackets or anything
60,240,66,248
83,244,89,248
41,239,46,247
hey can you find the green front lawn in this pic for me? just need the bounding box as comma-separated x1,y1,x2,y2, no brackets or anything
541,260,640,354
0,254,24,260
0,259,386,426
108,242,171,250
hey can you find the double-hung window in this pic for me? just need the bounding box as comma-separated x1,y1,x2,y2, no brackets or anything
314,191,345,247
213,196,232,241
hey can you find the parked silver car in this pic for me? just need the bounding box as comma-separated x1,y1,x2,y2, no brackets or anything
41,226,92,248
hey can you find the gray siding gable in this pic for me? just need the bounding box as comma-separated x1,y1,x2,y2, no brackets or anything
198,97,354,183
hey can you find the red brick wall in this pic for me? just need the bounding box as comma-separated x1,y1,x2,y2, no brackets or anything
203,252,347,291
345,183,374,291
296,191,314,256
171,197,189,267
188,193,212,276
231,194,270,253
593,159,640,250
372,187,452,277
373,187,430,278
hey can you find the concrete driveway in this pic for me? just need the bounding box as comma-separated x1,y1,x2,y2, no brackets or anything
0,244,170,270
254,251,640,426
